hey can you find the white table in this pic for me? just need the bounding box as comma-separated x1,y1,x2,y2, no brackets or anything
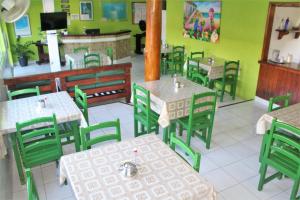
256,103,300,135
59,134,217,200
65,52,112,70
186,57,226,80
136,77,213,142
0,91,84,184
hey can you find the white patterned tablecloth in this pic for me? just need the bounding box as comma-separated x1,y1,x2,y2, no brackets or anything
256,103,300,135
59,134,217,200
0,91,83,158
137,77,214,128
65,52,112,69
184,57,226,80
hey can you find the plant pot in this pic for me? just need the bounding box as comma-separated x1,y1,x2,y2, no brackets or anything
18,56,28,67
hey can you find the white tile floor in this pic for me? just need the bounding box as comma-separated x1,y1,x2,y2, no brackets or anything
6,55,296,199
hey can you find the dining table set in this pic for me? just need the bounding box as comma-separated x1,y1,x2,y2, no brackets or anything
0,81,218,199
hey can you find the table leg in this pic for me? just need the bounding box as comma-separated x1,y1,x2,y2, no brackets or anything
9,134,25,185
71,121,81,152
163,127,169,144
208,80,214,89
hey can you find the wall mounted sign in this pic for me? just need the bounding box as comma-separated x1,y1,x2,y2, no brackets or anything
14,15,31,37
183,1,221,43
132,2,146,24
80,1,93,20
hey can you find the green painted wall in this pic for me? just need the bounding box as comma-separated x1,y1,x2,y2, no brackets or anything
166,0,299,100
5,0,145,63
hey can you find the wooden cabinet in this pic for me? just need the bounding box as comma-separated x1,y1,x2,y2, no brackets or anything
256,62,300,104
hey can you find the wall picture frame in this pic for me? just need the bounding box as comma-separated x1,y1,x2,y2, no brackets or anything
132,2,146,24
80,1,93,21
183,1,222,43
14,15,31,37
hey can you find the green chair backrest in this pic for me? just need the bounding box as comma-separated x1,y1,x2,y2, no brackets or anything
8,86,40,101
190,51,204,59
186,57,199,79
106,47,113,64
84,53,101,68
169,132,201,171
80,119,121,150
133,83,151,123
268,93,291,112
73,47,89,54
26,168,39,200
188,92,217,131
222,60,240,83
264,119,300,178
173,45,185,53
16,114,62,168
191,72,209,87
75,85,89,125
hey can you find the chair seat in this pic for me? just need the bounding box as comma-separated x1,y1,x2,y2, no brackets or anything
214,78,236,86
135,110,159,127
177,115,211,130
23,144,61,168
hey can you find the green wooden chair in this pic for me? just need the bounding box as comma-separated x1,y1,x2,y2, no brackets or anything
106,47,113,65
258,119,300,200
8,86,40,100
80,119,121,150
214,60,240,102
186,57,199,79
75,85,89,125
191,72,209,87
26,168,39,200
190,51,207,76
169,132,201,172
165,46,185,76
84,53,101,68
73,46,89,54
16,114,63,168
133,83,159,137
176,92,217,149
259,93,293,162
268,93,292,112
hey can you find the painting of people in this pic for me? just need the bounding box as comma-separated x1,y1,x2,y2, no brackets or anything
183,1,221,43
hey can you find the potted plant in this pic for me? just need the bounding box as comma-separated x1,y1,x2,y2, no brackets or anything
11,36,35,67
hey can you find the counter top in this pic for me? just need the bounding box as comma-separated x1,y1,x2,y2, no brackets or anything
259,60,300,71
62,30,131,38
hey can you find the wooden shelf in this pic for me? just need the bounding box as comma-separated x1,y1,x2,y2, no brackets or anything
275,29,289,39
291,27,300,39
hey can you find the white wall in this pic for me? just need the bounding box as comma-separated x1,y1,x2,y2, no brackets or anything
268,7,300,63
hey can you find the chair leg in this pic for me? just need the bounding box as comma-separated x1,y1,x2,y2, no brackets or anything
179,124,183,136
290,178,300,200
220,84,225,102
259,133,269,162
206,128,213,149
232,83,237,100
258,163,268,191
186,129,192,147
141,125,145,135
155,125,159,135
134,120,138,137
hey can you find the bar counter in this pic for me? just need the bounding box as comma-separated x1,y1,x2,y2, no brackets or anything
61,30,131,62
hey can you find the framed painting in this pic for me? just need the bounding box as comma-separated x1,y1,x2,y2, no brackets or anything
80,1,93,20
14,15,31,37
102,2,127,21
183,1,221,43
